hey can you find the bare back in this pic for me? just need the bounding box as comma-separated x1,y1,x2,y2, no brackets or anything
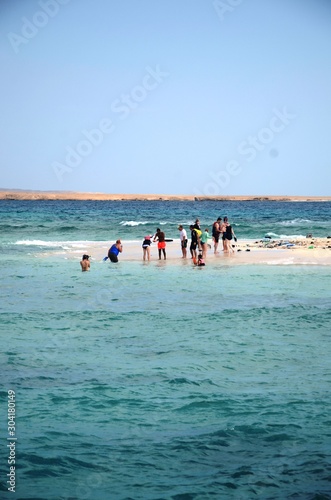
80,260,90,271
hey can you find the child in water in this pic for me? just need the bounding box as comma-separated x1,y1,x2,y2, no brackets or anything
197,254,205,266
193,253,205,266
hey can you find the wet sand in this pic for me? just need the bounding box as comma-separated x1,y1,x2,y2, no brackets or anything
65,238,331,266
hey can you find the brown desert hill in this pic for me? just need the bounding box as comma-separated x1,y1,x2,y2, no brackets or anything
0,189,330,202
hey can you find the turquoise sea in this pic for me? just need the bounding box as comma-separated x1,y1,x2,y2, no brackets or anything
1,200,331,500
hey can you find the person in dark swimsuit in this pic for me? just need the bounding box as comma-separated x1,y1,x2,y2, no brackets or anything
220,216,228,251
189,224,198,260
224,220,236,253
142,235,152,261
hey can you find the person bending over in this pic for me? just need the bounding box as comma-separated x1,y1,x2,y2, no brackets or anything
108,240,123,262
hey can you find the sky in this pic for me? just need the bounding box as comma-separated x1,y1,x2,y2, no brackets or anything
0,0,330,196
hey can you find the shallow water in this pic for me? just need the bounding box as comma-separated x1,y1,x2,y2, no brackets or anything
1,201,331,499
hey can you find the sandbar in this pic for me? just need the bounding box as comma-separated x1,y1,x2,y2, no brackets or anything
60,238,331,266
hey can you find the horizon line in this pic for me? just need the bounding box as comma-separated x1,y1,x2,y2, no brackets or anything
0,189,330,202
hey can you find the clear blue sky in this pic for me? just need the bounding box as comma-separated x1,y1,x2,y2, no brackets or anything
1,0,330,195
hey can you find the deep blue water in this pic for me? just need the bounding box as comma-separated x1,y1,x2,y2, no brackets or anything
1,200,331,499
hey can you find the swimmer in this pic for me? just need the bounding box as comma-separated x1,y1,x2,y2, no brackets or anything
80,254,90,271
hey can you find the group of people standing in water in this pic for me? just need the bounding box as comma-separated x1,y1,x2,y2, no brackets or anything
186,216,237,264
141,216,237,264
80,216,236,270
211,216,237,255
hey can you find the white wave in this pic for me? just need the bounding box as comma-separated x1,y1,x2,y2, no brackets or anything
15,240,110,248
120,221,149,226
264,232,306,240
280,218,312,226
15,239,65,247
279,234,306,240
265,232,279,238
14,239,146,248
265,259,295,265
280,234,306,240
265,260,319,266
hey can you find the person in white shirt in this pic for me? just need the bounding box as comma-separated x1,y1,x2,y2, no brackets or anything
178,225,188,258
